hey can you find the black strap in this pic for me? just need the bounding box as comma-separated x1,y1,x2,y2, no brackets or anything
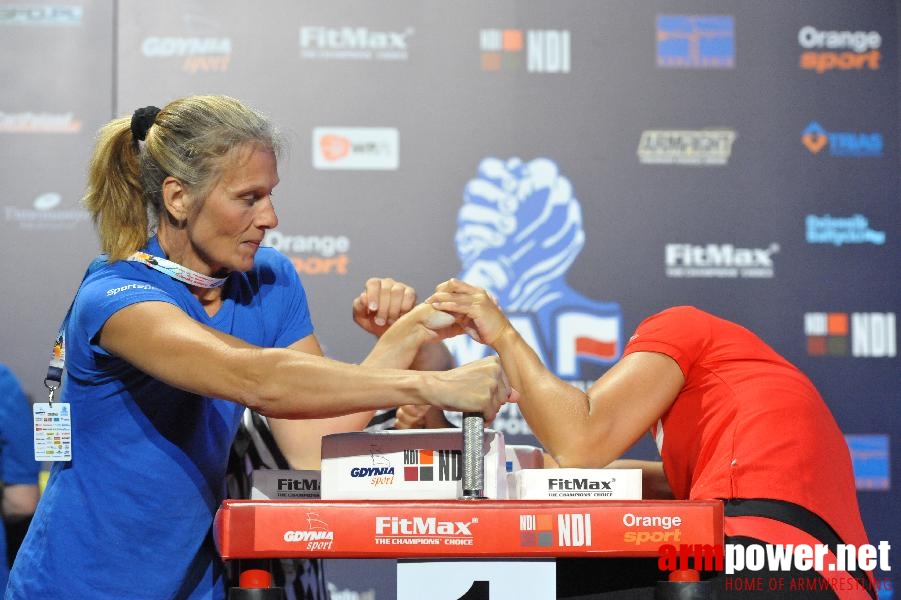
724,498,876,600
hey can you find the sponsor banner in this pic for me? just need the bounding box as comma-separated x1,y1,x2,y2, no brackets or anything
319,429,507,500
140,36,232,74
665,243,778,279
656,15,735,69
806,214,886,246
312,127,399,170
213,498,722,559
801,122,883,158
509,468,642,500
4,193,90,230
251,469,321,500
846,434,890,491
299,26,413,61
638,129,736,166
479,28,571,73
263,231,351,276
0,5,83,26
798,26,882,73
0,112,82,133
805,312,896,358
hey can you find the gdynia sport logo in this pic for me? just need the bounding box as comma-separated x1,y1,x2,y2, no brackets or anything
657,541,892,593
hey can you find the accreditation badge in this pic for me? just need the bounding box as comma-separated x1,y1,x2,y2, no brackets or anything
33,402,72,461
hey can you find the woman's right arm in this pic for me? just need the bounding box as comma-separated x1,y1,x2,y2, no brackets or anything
429,279,683,468
97,300,508,420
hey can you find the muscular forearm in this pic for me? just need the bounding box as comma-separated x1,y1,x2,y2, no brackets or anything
490,326,596,462
236,348,437,418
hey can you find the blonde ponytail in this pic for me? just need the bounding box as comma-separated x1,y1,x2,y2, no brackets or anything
82,117,149,260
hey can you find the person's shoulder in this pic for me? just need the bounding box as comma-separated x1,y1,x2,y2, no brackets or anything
643,305,711,325
75,259,178,313
0,363,21,389
655,305,706,318
79,259,158,295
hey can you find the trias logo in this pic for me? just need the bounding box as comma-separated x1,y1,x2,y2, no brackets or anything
479,29,571,73
798,26,881,73
403,449,461,482
802,122,883,158
805,312,896,358
665,243,778,278
299,26,413,61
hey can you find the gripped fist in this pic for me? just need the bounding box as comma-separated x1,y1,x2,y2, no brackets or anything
434,356,512,421
353,277,417,337
427,279,511,347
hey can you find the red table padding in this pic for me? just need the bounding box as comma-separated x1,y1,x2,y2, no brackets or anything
215,499,723,560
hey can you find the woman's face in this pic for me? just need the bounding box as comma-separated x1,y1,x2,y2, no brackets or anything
187,144,280,275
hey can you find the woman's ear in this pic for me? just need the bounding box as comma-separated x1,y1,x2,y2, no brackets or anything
161,176,189,224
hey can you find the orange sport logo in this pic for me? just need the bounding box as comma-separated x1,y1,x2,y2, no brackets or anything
798,26,881,73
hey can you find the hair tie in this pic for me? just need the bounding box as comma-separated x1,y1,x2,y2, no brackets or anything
130,106,161,142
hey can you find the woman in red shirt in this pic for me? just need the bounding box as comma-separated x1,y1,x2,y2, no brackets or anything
430,279,875,600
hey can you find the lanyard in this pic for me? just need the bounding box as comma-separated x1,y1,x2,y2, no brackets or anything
44,251,227,401
127,251,227,289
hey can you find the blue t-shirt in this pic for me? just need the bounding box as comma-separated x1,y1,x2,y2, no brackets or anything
6,238,314,600
0,365,41,591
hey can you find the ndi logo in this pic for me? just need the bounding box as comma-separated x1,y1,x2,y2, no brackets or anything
805,312,896,358
403,449,461,482
479,29,571,73
517,513,592,547
801,122,882,157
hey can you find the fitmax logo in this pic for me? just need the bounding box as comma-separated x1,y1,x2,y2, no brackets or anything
548,478,612,491
375,516,476,536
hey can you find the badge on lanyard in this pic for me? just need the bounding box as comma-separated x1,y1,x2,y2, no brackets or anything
33,401,72,461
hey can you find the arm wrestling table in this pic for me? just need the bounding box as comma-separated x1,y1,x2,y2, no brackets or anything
214,498,723,598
